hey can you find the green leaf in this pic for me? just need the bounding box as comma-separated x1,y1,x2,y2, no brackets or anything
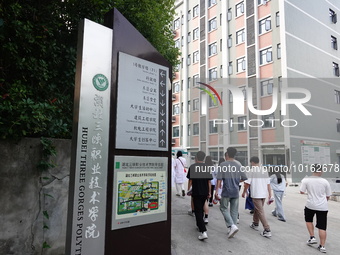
0,0,178,139
44,193,54,199
43,210,49,220
43,241,51,249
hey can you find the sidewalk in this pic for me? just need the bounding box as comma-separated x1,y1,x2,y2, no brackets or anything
171,184,340,255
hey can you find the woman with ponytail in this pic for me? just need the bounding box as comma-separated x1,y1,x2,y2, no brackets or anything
270,170,287,222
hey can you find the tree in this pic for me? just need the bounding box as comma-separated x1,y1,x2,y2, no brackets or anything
0,0,179,139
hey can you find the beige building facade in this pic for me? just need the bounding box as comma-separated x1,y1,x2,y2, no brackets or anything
172,0,340,181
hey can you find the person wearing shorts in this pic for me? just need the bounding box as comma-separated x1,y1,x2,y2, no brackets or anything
300,164,331,253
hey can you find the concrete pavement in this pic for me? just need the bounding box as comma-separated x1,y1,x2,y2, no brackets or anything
171,183,340,255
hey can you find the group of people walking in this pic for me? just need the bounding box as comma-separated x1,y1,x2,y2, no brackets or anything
172,147,332,253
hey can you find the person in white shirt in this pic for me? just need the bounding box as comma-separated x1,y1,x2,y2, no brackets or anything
171,153,176,188
174,151,187,197
300,164,332,253
242,156,272,238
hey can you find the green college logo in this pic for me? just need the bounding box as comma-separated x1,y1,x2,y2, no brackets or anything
115,162,120,169
92,74,109,91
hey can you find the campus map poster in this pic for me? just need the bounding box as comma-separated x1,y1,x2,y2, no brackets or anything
112,156,167,230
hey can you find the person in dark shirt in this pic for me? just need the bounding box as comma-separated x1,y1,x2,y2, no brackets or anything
187,151,212,240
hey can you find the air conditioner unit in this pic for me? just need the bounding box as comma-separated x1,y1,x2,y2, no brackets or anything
172,116,176,122
227,11,232,21
228,38,232,48
173,30,177,36
172,94,176,101
228,65,233,75
171,139,176,145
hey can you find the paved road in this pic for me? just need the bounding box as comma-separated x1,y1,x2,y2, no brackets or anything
171,183,340,255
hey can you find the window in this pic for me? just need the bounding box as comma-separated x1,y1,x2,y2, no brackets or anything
188,10,191,21
173,82,180,92
208,18,217,32
173,126,179,137
260,47,272,65
193,51,199,63
229,91,233,103
173,104,179,115
259,16,271,34
175,39,180,48
333,62,340,77
193,5,199,18
238,116,247,131
220,65,223,77
181,36,184,46
193,28,199,40
337,119,340,132
209,120,218,133
277,43,281,59
258,0,270,5
174,18,180,30
193,123,199,135
330,9,337,24
261,79,274,96
187,32,191,43
236,29,245,44
331,36,338,50
220,39,223,51
209,68,217,81
228,61,233,75
193,74,199,86
187,77,191,88
262,114,276,128
335,90,340,104
193,98,199,111
237,57,246,72
175,63,180,72
208,0,216,8
188,100,191,111
278,76,282,91
276,12,280,27
236,2,244,17
209,94,218,107
187,54,191,65
208,42,217,56
240,86,247,100
229,118,234,132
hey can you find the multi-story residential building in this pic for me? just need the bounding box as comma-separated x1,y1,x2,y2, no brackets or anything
172,0,340,181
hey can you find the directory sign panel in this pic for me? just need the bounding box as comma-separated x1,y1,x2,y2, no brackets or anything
116,52,169,151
